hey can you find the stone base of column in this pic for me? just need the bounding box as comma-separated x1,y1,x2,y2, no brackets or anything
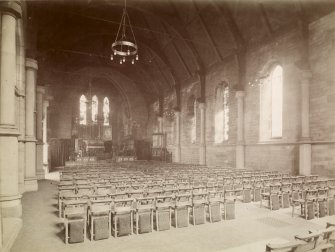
299,144,311,175
199,145,206,165
1,217,22,252
36,143,45,180
0,195,22,218
175,145,181,162
236,144,245,169
18,141,25,194
24,177,38,192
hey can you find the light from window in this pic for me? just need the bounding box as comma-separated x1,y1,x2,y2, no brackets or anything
92,95,98,123
271,65,283,138
191,99,197,143
214,85,229,143
103,97,110,126
79,95,87,125
223,86,229,140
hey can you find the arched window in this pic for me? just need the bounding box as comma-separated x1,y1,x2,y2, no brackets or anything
214,84,229,143
91,95,98,123
103,97,110,126
191,99,197,143
259,64,283,140
79,95,87,125
271,65,283,138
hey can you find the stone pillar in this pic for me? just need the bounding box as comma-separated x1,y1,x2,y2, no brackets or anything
36,86,45,179
174,110,181,162
199,102,206,165
299,71,312,175
0,1,22,218
235,91,245,169
24,58,38,191
17,18,25,194
42,99,49,174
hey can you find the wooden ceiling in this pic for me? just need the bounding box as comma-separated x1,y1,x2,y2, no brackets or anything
27,0,335,103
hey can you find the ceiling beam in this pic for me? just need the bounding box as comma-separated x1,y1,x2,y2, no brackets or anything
168,0,205,72
211,1,245,50
192,0,223,62
258,3,274,37
161,22,192,79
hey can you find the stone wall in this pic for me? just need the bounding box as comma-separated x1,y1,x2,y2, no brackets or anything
309,12,335,177
146,11,335,177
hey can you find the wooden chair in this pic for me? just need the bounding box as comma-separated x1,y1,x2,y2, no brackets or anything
192,192,207,225
207,191,223,223
317,188,329,218
265,240,305,252
58,186,76,217
280,182,292,208
155,195,174,231
174,194,192,228
134,197,155,234
312,226,335,252
63,200,87,244
88,199,112,241
292,189,318,219
242,181,252,203
77,185,94,196
111,198,134,237
95,185,112,195
294,230,332,252
260,184,281,210
253,180,263,202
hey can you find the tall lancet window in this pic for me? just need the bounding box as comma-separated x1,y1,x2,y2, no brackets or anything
191,99,197,143
92,95,98,123
79,95,87,125
271,65,283,138
214,84,229,143
103,97,110,126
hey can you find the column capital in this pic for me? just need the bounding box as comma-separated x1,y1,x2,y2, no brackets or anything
36,86,45,95
157,116,163,121
174,110,180,116
299,70,312,82
0,1,22,18
25,58,38,71
235,91,245,98
43,99,49,108
198,102,206,110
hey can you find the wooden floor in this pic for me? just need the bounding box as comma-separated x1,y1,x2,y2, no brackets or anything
11,177,335,252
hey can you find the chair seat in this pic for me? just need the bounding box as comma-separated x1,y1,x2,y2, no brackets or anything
67,215,85,221
137,205,154,211
113,207,132,214
156,202,173,208
176,202,191,207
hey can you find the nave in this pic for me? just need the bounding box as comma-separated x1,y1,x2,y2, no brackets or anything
11,162,335,252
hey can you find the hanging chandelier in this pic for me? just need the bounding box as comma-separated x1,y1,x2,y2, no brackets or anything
111,0,138,65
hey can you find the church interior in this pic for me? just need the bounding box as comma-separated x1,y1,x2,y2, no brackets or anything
0,0,335,251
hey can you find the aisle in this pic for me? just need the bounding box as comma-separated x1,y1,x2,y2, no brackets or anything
11,180,332,252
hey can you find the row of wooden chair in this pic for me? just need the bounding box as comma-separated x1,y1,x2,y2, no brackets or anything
266,222,335,252
62,193,236,244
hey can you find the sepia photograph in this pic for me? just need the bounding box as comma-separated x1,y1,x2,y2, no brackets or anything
0,0,335,251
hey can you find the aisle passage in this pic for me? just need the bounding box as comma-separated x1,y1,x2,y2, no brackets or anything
11,178,334,252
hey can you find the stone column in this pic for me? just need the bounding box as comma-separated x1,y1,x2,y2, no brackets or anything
235,91,245,169
199,102,206,165
36,86,45,179
24,58,38,191
42,99,49,174
299,71,312,175
0,1,22,218
174,110,181,162
17,18,25,194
